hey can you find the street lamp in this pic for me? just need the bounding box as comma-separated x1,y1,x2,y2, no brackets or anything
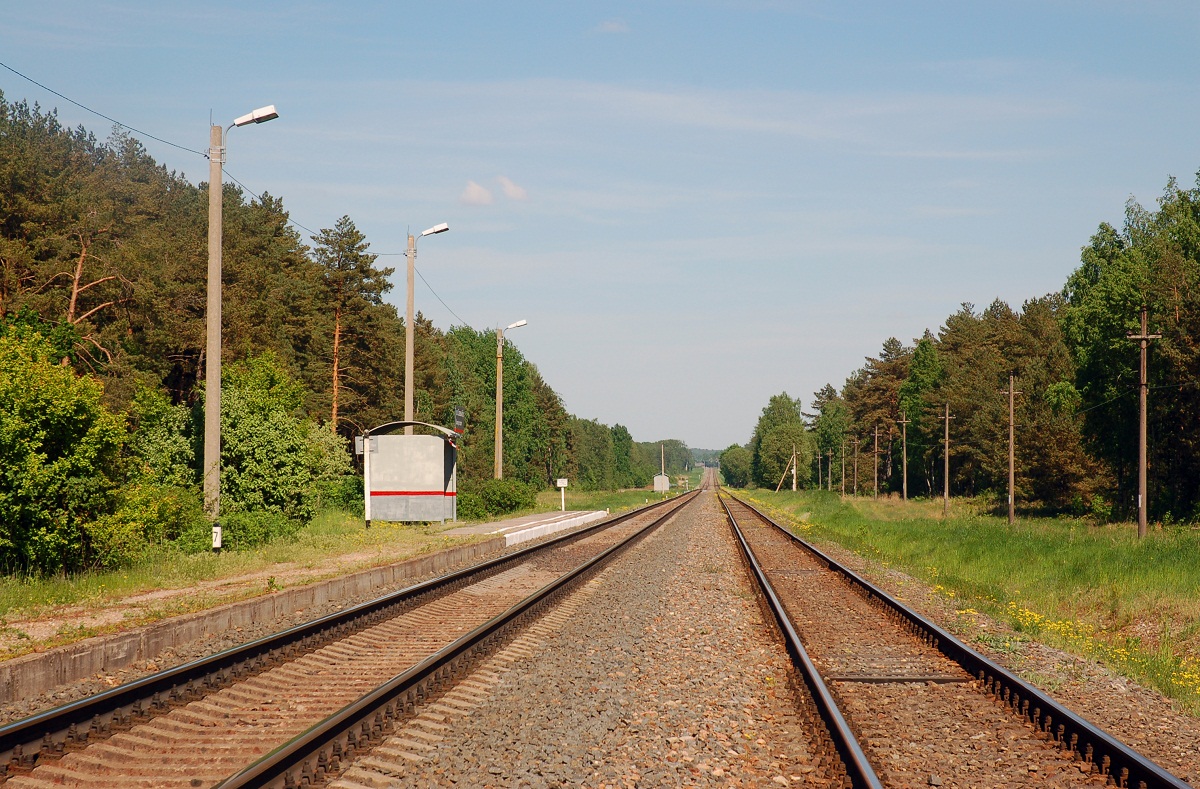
494,319,527,479
204,104,279,518
403,222,450,436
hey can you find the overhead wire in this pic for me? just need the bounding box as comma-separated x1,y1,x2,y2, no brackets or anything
225,169,472,328
0,59,208,158
3,61,476,330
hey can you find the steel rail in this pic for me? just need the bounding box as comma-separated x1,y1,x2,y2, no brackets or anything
0,493,691,774
725,491,1191,789
214,489,701,788
718,493,883,789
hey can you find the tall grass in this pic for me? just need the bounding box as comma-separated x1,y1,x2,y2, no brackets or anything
740,489,1200,713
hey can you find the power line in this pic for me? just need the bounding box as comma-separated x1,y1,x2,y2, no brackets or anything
225,170,472,328
0,61,475,332
412,267,471,328
0,59,207,158
222,169,320,238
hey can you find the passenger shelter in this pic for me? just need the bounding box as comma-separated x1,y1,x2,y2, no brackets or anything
357,421,458,524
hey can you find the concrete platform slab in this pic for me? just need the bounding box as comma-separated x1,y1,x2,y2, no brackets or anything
441,510,608,546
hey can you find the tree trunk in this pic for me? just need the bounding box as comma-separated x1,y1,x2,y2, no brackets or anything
66,238,89,325
331,305,342,431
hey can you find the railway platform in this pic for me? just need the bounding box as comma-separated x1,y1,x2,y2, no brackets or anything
441,509,608,546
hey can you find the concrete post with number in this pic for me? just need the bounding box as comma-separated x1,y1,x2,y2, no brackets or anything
204,124,224,517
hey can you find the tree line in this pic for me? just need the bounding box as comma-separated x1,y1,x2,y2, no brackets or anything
724,175,1200,523
0,94,689,573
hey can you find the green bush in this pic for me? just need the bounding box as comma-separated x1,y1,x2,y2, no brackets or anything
127,387,195,488
480,478,538,515
0,333,126,574
218,510,299,551
457,491,486,521
218,355,334,521
85,483,207,567
310,475,362,514
456,478,538,520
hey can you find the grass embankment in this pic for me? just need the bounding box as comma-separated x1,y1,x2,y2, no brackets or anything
738,489,1200,714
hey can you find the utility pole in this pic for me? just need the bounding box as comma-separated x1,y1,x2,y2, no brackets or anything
1001,374,1022,525
816,452,822,490
494,326,505,478
840,439,846,499
774,449,794,493
827,451,834,491
403,223,450,437
204,123,224,517
852,437,859,497
493,319,526,479
791,443,797,492
942,403,954,518
873,425,879,500
896,411,911,501
1128,306,1161,538
404,232,417,436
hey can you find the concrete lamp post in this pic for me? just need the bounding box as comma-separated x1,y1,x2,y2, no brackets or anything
494,319,527,479
204,104,279,522
403,222,450,436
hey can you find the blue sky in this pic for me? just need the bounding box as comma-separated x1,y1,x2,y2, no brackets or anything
5,1,1200,450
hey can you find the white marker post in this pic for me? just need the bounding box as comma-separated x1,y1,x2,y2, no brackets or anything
211,522,222,554
557,478,568,512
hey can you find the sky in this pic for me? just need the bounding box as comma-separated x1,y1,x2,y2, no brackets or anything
4,1,1200,450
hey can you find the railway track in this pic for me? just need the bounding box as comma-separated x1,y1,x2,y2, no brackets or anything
719,491,1192,789
0,492,698,788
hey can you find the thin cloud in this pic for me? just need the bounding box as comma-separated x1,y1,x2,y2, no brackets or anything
460,180,493,205
498,176,527,200
593,19,629,34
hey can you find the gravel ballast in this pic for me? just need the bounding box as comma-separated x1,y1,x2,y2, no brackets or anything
334,491,830,788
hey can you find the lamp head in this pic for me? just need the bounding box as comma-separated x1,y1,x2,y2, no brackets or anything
233,105,280,127
420,222,450,237
506,319,527,331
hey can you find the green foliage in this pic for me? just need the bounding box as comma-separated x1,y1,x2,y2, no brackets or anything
1062,178,1200,520
480,478,538,514
457,477,538,520
750,393,813,488
0,90,700,583
127,386,195,487
86,483,206,566
568,417,616,490
0,333,125,573
309,476,362,515
797,294,1102,510
634,438,691,477
807,383,849,482
719,444,752,487
1,308,79,363
218,510,300,551
218,352,319,520
309,215,394,432
456,491,487,521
